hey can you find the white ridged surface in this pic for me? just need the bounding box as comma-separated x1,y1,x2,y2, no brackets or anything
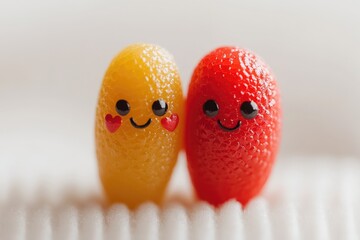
0,157,360,240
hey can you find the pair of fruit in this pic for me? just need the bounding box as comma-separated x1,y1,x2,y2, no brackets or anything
95,44,281,208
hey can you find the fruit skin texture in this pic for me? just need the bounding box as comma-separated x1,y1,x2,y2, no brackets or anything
185,47,281,206
95,44,183,208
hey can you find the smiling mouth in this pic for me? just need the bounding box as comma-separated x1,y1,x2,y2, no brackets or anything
130,117,152,129
217,119,241,132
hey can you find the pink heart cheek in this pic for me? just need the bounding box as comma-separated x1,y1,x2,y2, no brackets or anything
105,114,122,133
161,113,179,132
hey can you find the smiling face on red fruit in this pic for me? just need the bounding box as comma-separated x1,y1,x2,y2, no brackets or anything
185,47,281,206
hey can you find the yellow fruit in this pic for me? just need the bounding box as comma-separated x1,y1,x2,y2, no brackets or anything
95,44,183,208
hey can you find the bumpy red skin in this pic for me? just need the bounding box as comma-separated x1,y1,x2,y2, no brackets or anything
185,47,281,206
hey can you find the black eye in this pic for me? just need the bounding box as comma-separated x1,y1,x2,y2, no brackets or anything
152,99,168,116
240,101,258,119
203,100,219,117
116,99,130,116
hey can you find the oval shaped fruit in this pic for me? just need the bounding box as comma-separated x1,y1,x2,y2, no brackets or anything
95,44,183,208
185,47,281,206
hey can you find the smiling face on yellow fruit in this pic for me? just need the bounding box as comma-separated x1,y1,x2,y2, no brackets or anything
95,44,184,207
100,45,182,135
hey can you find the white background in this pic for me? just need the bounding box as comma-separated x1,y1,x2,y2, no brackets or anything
0,0,360,178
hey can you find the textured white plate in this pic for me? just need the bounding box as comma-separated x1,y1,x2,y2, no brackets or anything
0,156,359,240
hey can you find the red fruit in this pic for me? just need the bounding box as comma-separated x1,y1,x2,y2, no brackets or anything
185,47,281,206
